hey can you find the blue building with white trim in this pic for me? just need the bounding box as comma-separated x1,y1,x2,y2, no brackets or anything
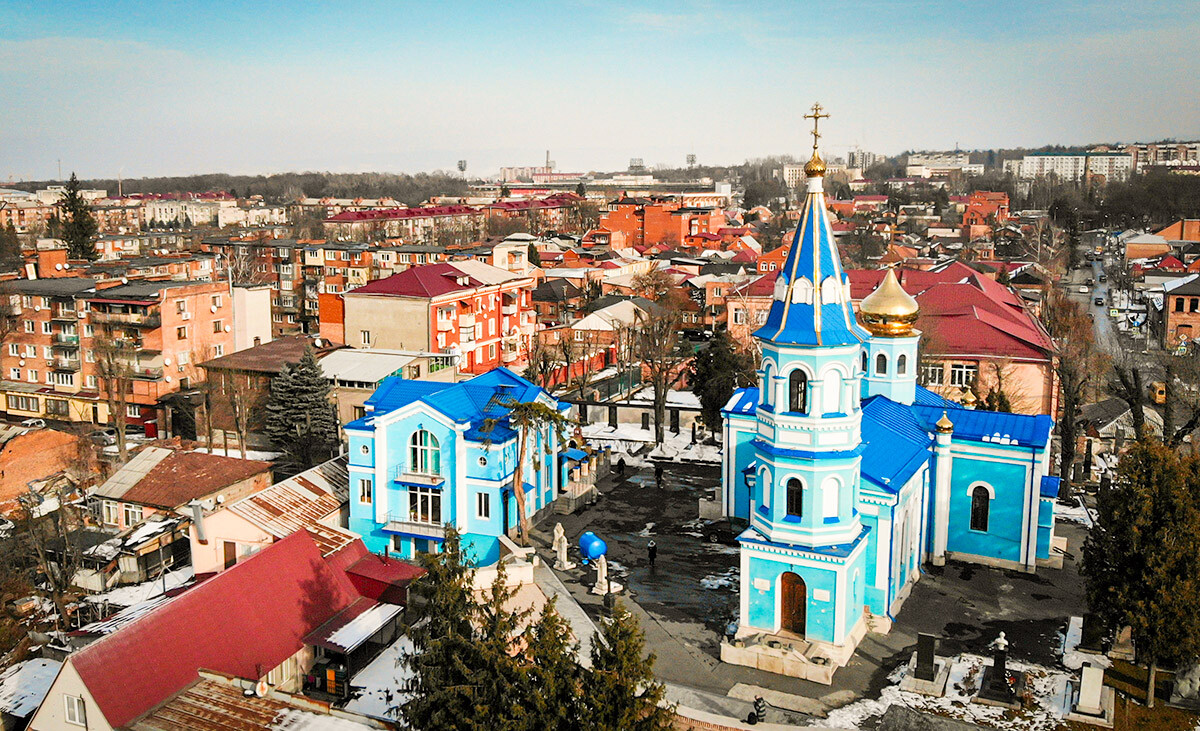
720,147,1060,680
344,367,567,566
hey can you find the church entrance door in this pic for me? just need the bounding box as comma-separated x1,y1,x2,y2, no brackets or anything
780,572,806,637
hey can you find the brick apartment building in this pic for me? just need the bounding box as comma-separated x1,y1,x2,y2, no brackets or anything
0,277,234,434
328,260,536,375
322,204,484,242
598,196,727,248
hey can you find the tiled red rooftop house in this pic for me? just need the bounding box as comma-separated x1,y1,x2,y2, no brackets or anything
846,262,1057,416
322,203,484,243
28,530,423,730
331,261,537,376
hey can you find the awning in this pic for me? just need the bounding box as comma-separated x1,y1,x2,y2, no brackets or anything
562,448,589,462
89,298,156,306
302,598,402,654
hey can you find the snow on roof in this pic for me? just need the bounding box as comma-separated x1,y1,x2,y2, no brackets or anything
83,566,195,609
317,349,417,384
323,601,403,653
0,659,61,718
344,635,414,721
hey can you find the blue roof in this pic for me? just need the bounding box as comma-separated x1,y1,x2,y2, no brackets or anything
860,396,934,493
754,179,870,347
722,387,759,416
913,385,958,409
361,367,551,444
563,448,589,461
910,404,1053,449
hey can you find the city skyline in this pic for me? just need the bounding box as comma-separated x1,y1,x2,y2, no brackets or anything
3,0,1199,180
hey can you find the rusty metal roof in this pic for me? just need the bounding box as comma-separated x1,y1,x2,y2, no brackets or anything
226,456,353,556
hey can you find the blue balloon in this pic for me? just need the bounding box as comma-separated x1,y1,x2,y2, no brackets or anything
584,537,607,561
578,531,596,551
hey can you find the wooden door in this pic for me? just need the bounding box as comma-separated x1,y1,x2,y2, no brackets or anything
223,541,237,570
780,572,806,636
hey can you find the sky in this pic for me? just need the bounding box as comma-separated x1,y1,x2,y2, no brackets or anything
2,0,1199,181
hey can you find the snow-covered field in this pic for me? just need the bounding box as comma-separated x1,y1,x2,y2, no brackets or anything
820,653,1075,730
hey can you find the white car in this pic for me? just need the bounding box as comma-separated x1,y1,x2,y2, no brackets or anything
1077,285,1089,294
19,418,46,429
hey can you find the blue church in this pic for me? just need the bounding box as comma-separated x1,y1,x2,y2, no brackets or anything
719,127,1061,679
345,367,566,566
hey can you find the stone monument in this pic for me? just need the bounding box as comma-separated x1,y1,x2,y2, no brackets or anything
1170,661,1200,710
974,631,1025,709
552,523,575,570
899,633,951,697
1066,661,1115,726
591,554,623,596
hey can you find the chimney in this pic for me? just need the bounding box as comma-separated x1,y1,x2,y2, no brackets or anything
189,500,208,545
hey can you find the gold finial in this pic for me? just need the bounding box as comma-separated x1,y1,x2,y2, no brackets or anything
803,102,830,177
936,410,954,433
962,389,978,409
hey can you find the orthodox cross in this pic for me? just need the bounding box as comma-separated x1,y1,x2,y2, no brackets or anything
803,103,830,154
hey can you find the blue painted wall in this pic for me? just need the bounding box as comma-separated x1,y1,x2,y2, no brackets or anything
945,450,1028,563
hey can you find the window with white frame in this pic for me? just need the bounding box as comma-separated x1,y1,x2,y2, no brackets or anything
26,369,37,383
359,478,372,504
42,321,52,334
8,368,18,380
23,344,34,357
42,345,52,359
476,492,490,520
22,320,33,333
360,330,371,346
6,343,16,356
214,344,224,356
949,363,977,387
64,695,87,726
123,503,143,526
101,500,119,526
409,430,441,475
126,404,140,418
409,485,441,524
921,363,944,385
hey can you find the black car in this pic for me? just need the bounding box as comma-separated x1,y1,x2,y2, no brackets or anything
700,518,749,544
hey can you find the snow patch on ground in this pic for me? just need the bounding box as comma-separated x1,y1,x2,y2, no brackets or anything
344,635,414,721
819,653,1074,730
1059,616,1110,671
700,567,739,591
636,522,656,537
1056,497,1095,528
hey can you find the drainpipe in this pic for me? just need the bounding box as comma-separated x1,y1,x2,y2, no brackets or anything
1025,445,1038,573
189,500,208,545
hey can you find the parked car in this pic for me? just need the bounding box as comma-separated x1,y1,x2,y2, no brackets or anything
1094,296,1105,306
1099,274,1107,282
19,418,46,429
89,427,118,446
700,518,749,544
1077,285,1089,294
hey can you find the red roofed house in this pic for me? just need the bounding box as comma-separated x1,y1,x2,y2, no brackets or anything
333,260,536,375
322,204,483,242
28,530,423,730
723,273,777,346
1156,219,1200,243
757,246,789,274
486,193,582,232
962,191,1010,227
846,262,1056,415
598,197,727,248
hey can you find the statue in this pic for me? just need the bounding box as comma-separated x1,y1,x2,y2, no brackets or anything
591,554,622,596
552,523,575,570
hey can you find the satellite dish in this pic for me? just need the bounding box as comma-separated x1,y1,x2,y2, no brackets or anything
255,680,269,698
55,263,62,271
121,277,129,284
313,338,322,347
165,375,172,382
63,263,70,269
210,305,217,313
164,358,171,366
224,324,231,332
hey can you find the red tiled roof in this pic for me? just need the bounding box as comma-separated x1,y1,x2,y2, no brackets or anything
120,452,272,508
349,262,477,298
688,232,720,241
69,532,369,728
325,204,478,223
732,272,778,297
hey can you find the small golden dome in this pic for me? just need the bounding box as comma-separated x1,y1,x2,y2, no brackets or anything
962,389,978,408
859,267,920,337
804,151,827,178
936,410,954,433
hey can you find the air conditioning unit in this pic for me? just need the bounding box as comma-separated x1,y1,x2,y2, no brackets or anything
181,312,192,320
178,365,185,373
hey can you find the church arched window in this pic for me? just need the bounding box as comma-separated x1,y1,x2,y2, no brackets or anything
897,354,908,375
970,485,991,532
876,353,888,375
762,363,774,406
786,478,803,517
861,351,868,373
788,370,807,414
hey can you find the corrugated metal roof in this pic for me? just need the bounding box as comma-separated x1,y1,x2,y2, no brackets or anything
911,404,1053,449
318,349,415,384
860,397,934,493
226,456,354,556
93,447,174,499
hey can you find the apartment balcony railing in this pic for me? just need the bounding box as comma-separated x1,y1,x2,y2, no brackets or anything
91,311,161,328
501,350,520,364
436,318,454,332
384,514,446,540
51,357,81,371
458,313,476,328
501,304,517,316
50,310,79,322
130,366,164,380
52,332,80,345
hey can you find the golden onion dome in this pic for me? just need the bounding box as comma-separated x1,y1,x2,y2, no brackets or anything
936,410,954,433
858,267,920,337
804,151,827,178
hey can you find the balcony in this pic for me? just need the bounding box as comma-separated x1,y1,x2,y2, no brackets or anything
502,350,519,364
50,310,78,322
501,304,517,316
458,313,476,328
460,326,475,343
91,311,161,329
51,357,80,371
384,515,446,540
130,366,164,380
53,332,80,345
436,318,454,332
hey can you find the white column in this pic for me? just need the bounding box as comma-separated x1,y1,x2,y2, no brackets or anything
931,430,953,566
374,426,389,525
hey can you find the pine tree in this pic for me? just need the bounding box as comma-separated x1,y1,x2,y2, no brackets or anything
59,173,98,260
500,184,511,198
523,599,584,729
1082,440,1200,706
527,242,541,267
581,602,674,731
0,222,21,264
264,347,339,475
575,182,586,197
690,328,757,430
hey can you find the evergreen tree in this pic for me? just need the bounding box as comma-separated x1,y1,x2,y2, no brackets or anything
581,602,674,731
0,223,20,264
264,347,339,475
1082,440,1200,706
575,182,586,197
523,600,584,729
690,328,757,430
500,184,511,198
527,242,541,267
58,173,98,260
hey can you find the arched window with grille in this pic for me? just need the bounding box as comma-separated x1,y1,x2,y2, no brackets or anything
410,430,441,475
788,370,808,414
786,478,803,517
970,485,991,532
897,353,908,375
860,351,868,373
876,352,888,375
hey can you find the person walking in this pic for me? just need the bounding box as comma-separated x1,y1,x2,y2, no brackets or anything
654,463,664,488
616,457,627,478
647,540,657,568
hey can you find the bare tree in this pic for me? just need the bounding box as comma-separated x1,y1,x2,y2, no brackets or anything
629,269,675,301
523,334,557,390
558,329,604,402
93,323,135,462
18,485,83,631
634,303,689,445
220,370,264,460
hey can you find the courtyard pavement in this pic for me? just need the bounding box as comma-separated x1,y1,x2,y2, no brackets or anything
532,459,1090,722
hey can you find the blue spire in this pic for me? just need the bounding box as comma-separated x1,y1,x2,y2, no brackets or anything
754,170,870,347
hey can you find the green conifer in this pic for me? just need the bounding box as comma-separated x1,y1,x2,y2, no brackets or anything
59,173,99,260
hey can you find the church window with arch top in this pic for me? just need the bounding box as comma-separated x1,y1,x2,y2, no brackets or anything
788,371,807,414
786,478,803,517
876,352,888,375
